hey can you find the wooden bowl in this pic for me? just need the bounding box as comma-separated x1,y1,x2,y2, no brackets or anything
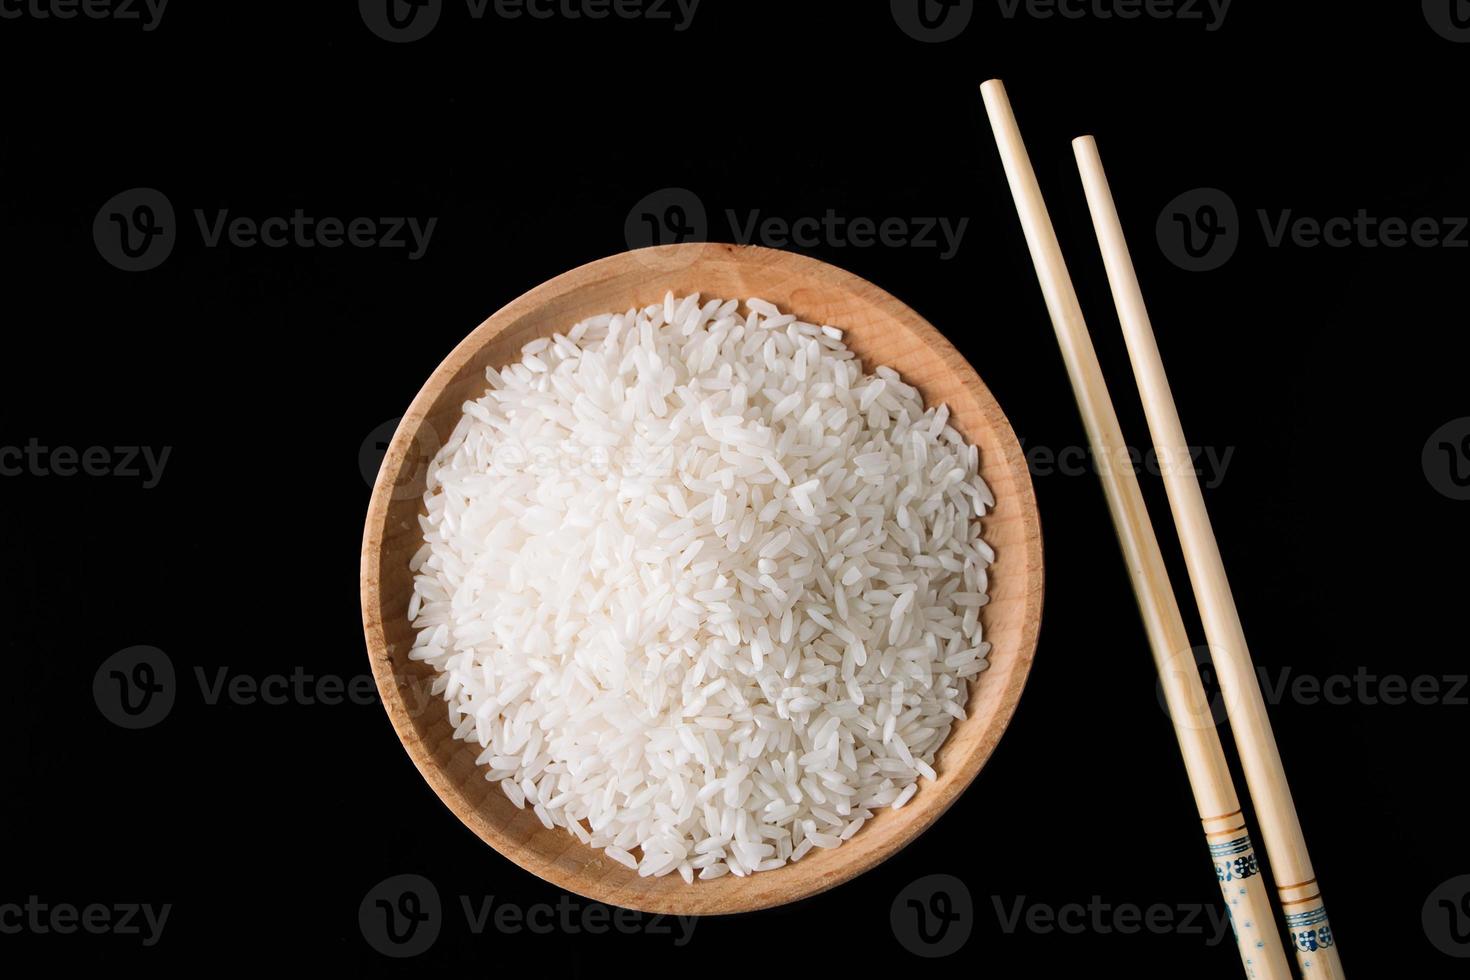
360,243,1043,915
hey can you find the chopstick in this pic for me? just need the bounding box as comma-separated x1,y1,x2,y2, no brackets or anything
1073,134,1345,978
979,79,1294,980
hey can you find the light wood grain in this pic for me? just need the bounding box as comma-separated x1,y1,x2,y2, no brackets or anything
1074,135,1344,977
360,243,1044,915
981,81,1294,979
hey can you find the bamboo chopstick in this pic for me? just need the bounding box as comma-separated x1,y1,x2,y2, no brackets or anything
1073,134,1344,978
978,80,1293,980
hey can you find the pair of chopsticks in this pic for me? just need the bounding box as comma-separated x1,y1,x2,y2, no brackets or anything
980,80,1344,980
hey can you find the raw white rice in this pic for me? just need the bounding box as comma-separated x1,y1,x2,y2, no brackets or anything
408,292,994,880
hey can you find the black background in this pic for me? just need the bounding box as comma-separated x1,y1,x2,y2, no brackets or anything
2,1,1466,974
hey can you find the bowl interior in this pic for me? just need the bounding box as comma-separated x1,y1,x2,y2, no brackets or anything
361,243,1043,914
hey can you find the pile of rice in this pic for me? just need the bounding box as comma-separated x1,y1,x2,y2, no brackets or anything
407,292,994,881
